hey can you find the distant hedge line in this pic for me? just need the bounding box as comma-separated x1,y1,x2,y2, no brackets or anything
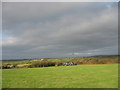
1,61,59,69
1,57,118,69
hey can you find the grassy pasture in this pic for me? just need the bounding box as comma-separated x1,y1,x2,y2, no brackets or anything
2,64,118,88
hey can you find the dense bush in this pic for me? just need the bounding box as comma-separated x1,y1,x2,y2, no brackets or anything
55,61,65,66
2,64,13,69
12,64,18,68
30,61,56,68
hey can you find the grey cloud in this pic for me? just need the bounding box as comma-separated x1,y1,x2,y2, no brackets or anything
2,2,118,59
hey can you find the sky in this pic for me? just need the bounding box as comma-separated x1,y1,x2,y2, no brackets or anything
2,2,118,59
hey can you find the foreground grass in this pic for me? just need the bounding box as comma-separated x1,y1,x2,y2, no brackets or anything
2,64,118,88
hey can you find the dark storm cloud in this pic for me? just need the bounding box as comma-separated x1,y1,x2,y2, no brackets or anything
2,2,118,59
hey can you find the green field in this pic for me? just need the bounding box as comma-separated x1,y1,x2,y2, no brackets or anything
2,64,118,88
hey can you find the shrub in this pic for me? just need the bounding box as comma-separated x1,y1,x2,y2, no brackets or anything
0,66,2,69
30,61,56,68
12,64,18,68
55,61,64,66
16,64,32,68
2,64,13,69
